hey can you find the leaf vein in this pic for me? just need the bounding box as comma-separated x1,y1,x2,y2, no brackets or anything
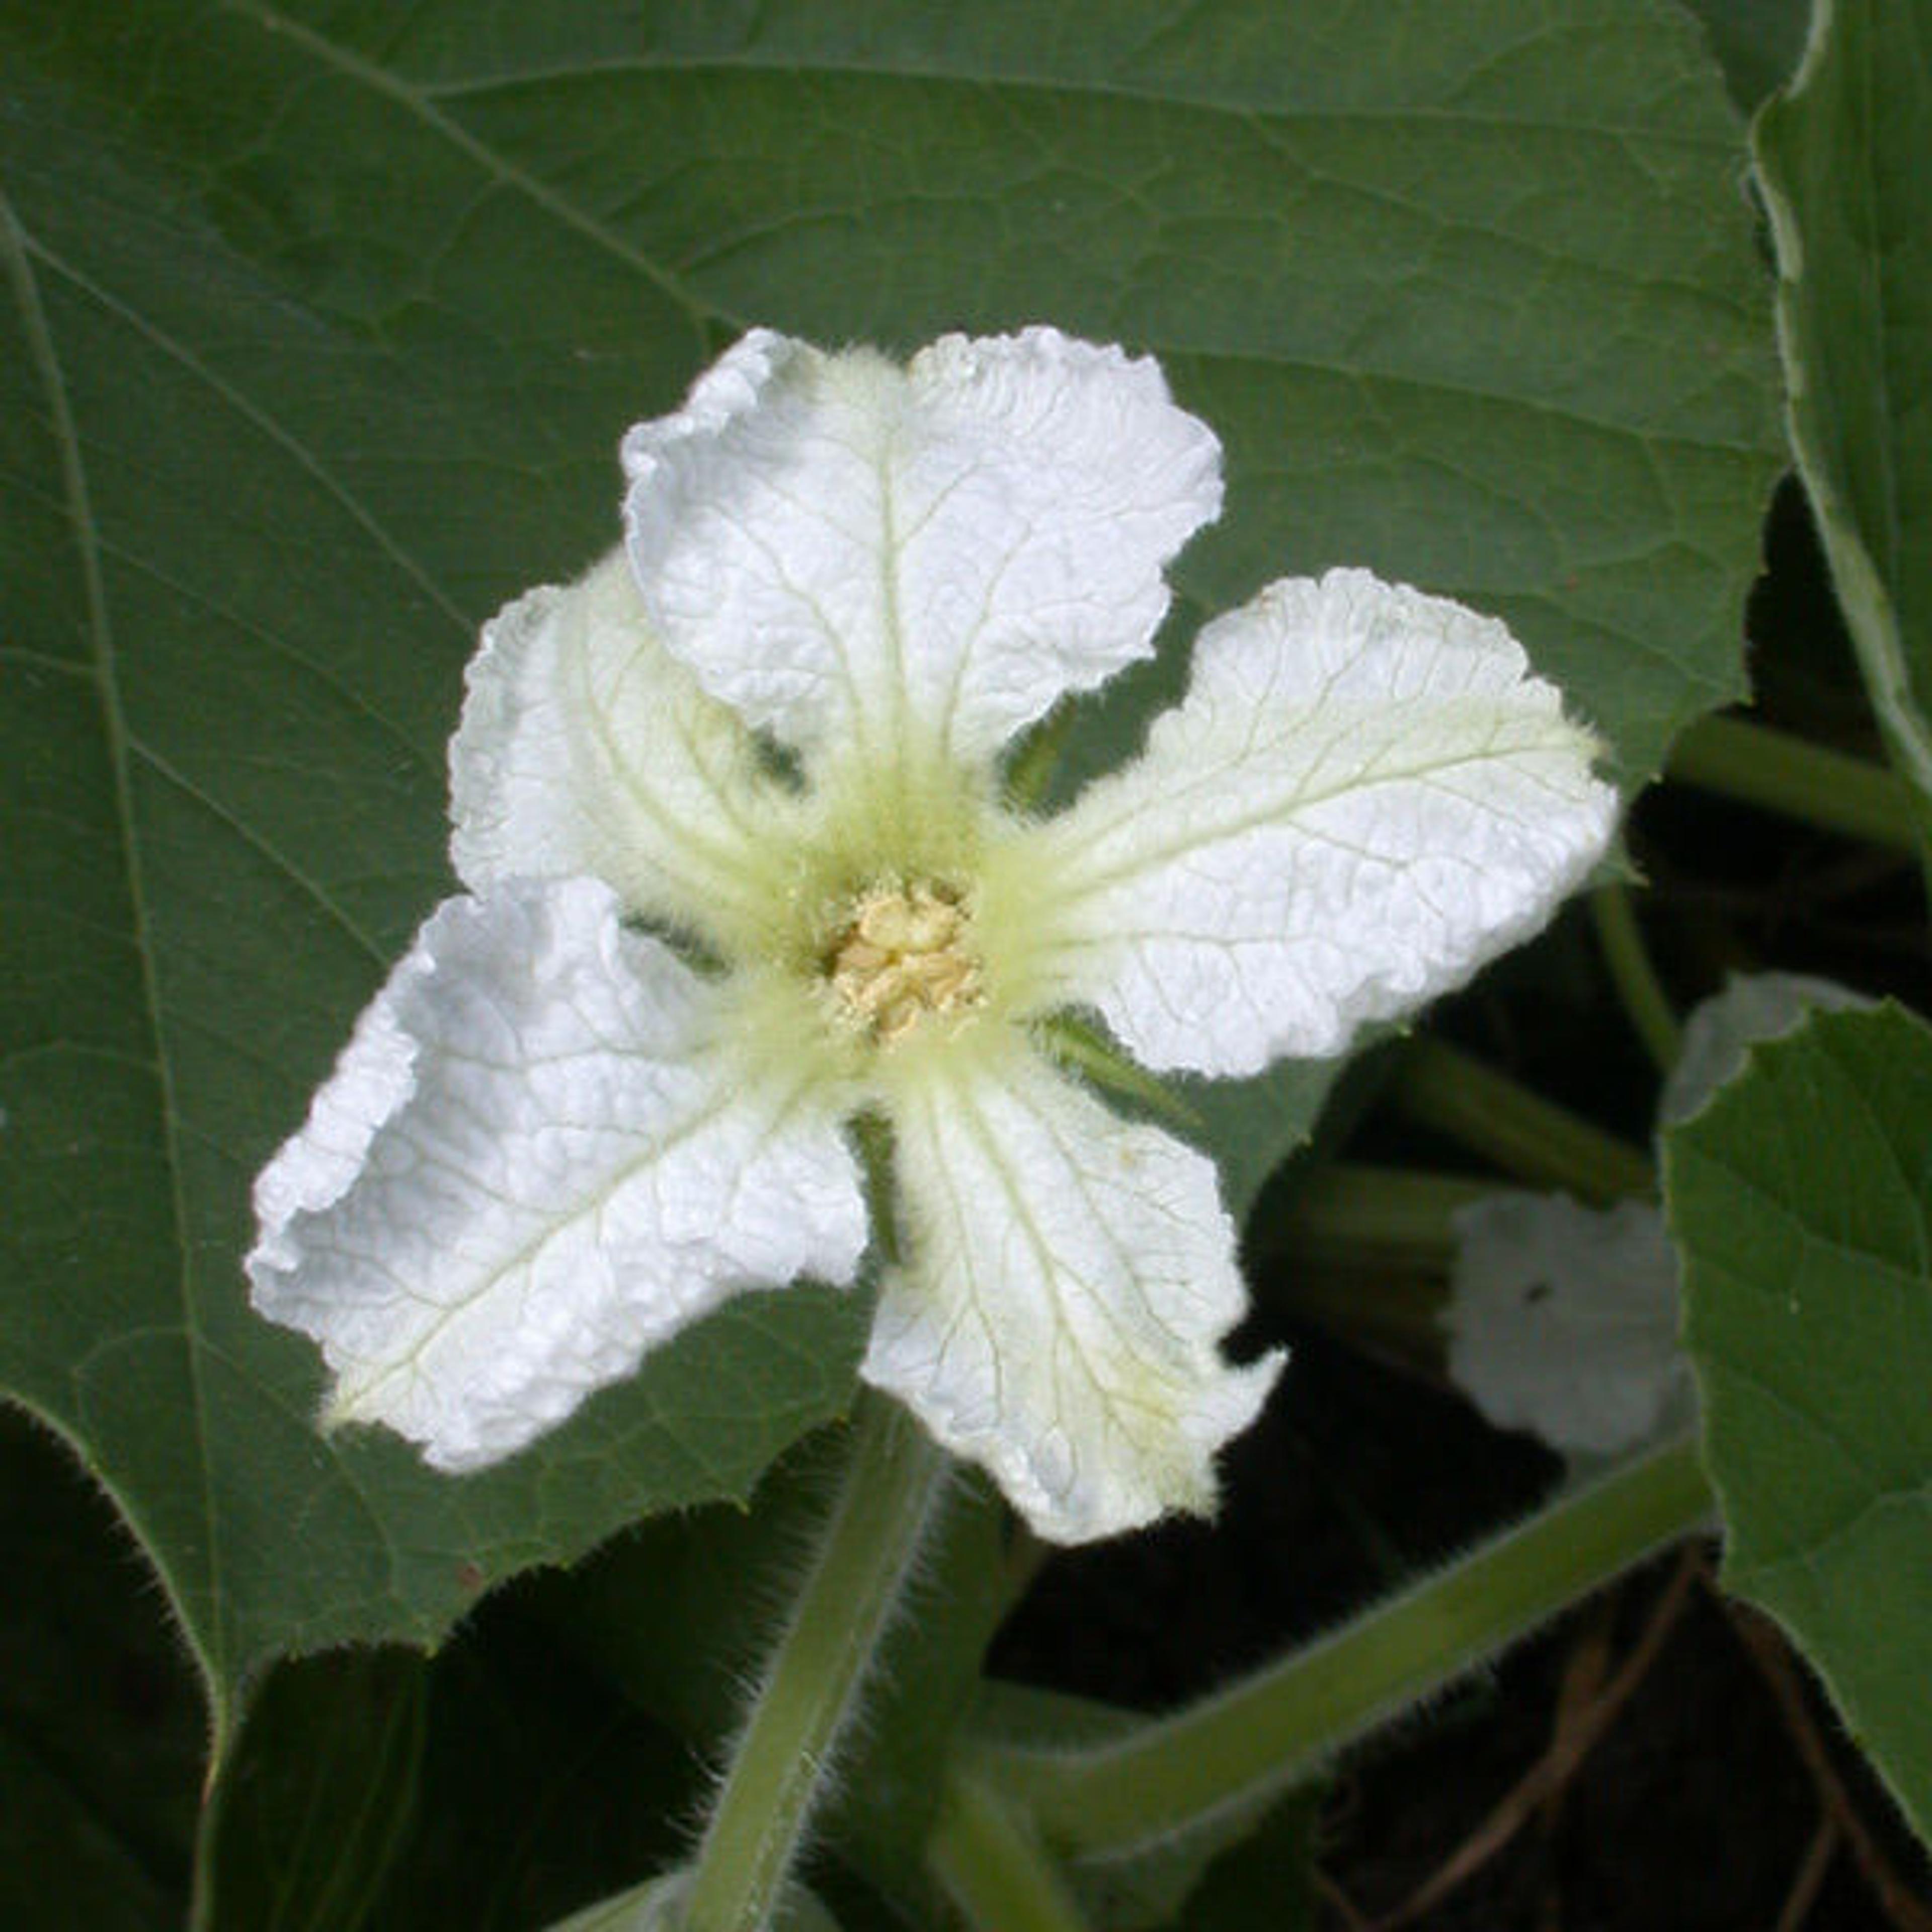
0,187,230,1699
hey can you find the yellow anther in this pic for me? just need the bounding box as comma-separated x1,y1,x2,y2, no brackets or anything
827,882,983,1044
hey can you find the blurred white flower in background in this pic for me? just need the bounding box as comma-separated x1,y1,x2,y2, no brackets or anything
1445,973,1871,1462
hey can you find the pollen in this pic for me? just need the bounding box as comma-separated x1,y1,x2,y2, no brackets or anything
827,881,984,1044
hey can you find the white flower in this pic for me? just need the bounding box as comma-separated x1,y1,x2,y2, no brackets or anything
1446,1194,1692,1459
1444,973,1873,1461
248,327,1617,1543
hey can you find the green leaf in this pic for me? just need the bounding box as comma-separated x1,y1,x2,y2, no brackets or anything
198,1610,706,1931
1163,1784,1321,1932
0,0,871,1758
197,1651,428,1932
2,0,1777,1730
0,1411,201,1929
1681,0,1811,109
1037,1010,1343,1221
1188,1059,1351,1226
1753,0,1932,837
375,1625,702,1931
1666,1003,1932,1842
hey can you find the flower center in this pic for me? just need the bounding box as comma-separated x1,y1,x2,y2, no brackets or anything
826,881,983,1044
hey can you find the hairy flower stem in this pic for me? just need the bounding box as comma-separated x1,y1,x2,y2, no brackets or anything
680,1392,948,1932
1666,712,1921,854
981,1437,1711,1865
1392,1036,1655,1203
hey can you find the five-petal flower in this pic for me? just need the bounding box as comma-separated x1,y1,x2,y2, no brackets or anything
248,327,1618,1543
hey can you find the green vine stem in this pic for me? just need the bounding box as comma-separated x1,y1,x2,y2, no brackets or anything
1589,884,1681,1072
680,1392,949,1932
979,1438,1712,1866
1262,1163,1489,1274
1391,1036,1656,1203
929,1765,1095,1932
1255,1163,1488,1360
1666,712,1920,855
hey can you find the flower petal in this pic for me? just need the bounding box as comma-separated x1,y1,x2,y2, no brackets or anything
1021,570,1619,1075
248,877,867,1472
621,327,1221,772
448,551,796,950
862,1041,1280,1543
1446,1193,1694,1459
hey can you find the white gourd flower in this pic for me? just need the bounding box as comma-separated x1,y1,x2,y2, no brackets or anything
248,328,1617,1543
1445,972,1872,1462
1446,1195,1692,1460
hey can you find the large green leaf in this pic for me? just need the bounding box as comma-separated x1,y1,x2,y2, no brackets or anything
1754,0,1932,834
1666,1004,1932,1842
1683,0,1810,109
2,0,1777,1733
